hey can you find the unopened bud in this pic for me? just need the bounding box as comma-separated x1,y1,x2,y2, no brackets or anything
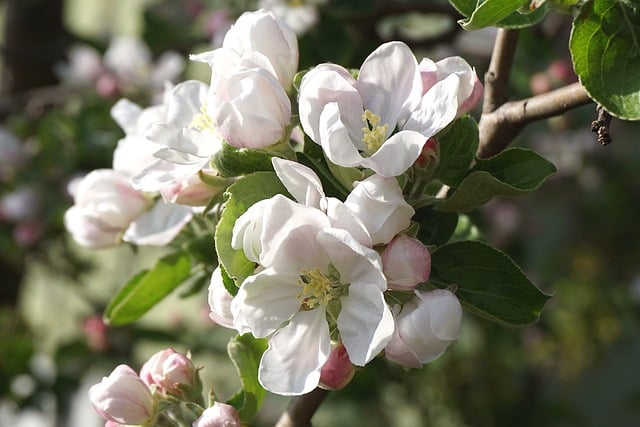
415,137,439,169
319,343,355,391
382,234,431,290
193,402,241,427
140,348,198,396
88,365,154,425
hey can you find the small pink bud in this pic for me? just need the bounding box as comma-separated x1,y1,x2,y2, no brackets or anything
88,365,154,424
193,402,241,427
140,348,196,394
382,235,431,290
319,343,355,391
415,137,439,168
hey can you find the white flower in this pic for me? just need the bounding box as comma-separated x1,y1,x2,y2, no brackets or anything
64,170,150,248
230,195,394,395
385,289,462,368
216,9,299,89
299,41,475,177
88,365,154,425
344,174,414,245
298,41,425,177
193,402,241,427
208,267,235,329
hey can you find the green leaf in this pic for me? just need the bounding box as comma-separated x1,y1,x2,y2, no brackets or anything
212,140,295,178
226,334,268,421
436,148,556,212
459,0,529,30
570,0,640,120
450,0,548,29
434,115,479,187
414,207,459,246
214,172,288,287
104,252,191,326
430,241,551,325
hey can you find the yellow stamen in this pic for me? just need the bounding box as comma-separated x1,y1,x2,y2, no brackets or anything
297,268,333,309
189,104,214,132
361,110,388,154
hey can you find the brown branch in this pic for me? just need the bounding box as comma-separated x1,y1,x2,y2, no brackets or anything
275,388,330,427
482,28,520,115
477,82,593,158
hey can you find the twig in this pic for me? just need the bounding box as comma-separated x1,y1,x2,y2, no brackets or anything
477,82,593,158
275,388,330,427
482,28,520,115
590,104,613,146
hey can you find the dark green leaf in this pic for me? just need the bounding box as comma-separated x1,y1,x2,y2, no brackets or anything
104,252,191,326
226,334,268,421
570,0,640,120
215,172,288,287
434,115,479,187
436,148,556,212
430,241,551,325
414,207,459,246
459,0,529,30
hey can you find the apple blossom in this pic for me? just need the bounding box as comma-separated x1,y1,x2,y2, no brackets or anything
385,289,462,368
344,174,414,245
64,170,150,248
208,267,235,329
217,9,298,89
88,364,155,425
381,234,431,290
231,195,394,395
193,402,241,427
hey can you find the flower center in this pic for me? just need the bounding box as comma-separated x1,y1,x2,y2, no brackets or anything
189,104,215,132
361,110,388,154
296,265,345,310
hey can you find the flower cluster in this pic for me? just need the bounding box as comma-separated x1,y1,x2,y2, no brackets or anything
69,7,480,410
89,348,240,426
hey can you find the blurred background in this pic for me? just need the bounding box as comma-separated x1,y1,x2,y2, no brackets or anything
1,1,639,426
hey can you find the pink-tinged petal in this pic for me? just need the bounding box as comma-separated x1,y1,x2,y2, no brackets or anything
338,282,394,366
325,198,372,248
418,58,438,94
382,234,431,290
318,102,365,168
357,41,422,129
317,228,385,291
258,195,330,271
298,64,362,144
259,309,330,395
435,56,483,115
132,158,200,193
64,206,121,248
231,267,301,337
360,130,426,177
403,74,460,137
272,158,326,210
419,289,463,341
122,201,192,246
384,313,422,369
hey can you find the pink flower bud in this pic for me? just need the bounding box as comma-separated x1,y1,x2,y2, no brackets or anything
385,289,462,368
415,137,439,169
382,235,431,290
319,343,355,391
193,402,241,427
140,348,196,393
88,365,154,424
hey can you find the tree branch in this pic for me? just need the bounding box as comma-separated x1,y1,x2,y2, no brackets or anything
482,28,519,115
275,388,330,427
477,82,593,158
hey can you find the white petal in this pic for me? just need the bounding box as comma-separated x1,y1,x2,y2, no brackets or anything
111,99,142,134
419,289,463,341
231,267,301,337
338,282,394,366
403,74,461,136
272,158,325,209
360,130,426,178
132,158,200,193
259,309,330,395
122,201,192,246
318,102,365,168
325,198,372,248
357,41,422,129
